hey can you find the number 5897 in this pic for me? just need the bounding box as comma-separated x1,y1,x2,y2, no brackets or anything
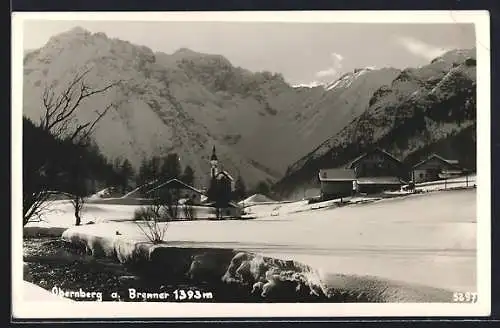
453,292,478,303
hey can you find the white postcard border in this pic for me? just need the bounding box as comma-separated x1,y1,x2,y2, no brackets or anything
11,10,491,319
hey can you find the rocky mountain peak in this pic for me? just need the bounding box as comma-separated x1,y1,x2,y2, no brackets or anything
66,26,91,36
46,26,92,44
23,27,445,189
276,48,476,198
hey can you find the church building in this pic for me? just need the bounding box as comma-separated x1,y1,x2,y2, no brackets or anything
207,146,241,219
209,146,235,191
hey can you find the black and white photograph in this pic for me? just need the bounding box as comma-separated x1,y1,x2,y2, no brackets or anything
12,11,490,318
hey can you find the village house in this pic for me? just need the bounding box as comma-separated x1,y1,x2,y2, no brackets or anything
145,178,204,205
133,146,242,219
346,148,409,194
318,168,356,201
318,148,409,200
345,148,410,194
411,153,464,183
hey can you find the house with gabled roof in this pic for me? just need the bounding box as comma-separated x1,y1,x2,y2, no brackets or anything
126,146,243,219
145,178,205,205
345,148,410,194
318,148,411,199
318,168,357,200
411,153,464,183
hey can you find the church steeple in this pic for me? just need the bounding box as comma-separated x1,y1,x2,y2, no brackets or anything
210,145,218,161
210,146,219,179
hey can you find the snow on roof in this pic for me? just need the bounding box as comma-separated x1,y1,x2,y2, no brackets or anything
412,153,460,170
122,179,161,198
319,168,356,181
216,170,234,181
146,178,205,195
204,201,241,208
440,169,464,174
357,176,404,185
241,193,275,204
346,148,402,169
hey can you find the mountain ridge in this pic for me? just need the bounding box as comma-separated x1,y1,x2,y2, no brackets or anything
23,27,468,191
275,47,476,199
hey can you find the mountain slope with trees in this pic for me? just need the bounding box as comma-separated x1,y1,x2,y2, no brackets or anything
23,27,401,188
274,48,477,199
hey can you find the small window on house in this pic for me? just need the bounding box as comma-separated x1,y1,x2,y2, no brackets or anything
226,210,231,216
419,173,424,179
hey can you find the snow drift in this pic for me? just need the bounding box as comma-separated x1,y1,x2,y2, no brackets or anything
60,229,454,302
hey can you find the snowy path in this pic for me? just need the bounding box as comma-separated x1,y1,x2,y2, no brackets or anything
54,189,477,292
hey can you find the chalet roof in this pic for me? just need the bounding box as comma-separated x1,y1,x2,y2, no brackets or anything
346,148,403,169
412,153,460,170
146,178,205,195
319,168,356,181
357,176,405,185
216,170,234,181
204,201,242,208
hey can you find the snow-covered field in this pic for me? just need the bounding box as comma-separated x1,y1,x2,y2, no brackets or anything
24,200,139,228
26,188,477,293
414,174,476,192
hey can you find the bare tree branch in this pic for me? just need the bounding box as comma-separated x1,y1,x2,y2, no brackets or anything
40,67,121,143
23,190,62,225
69,103,115,142
24,67,121,225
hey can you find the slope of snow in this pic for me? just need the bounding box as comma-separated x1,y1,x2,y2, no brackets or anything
24,200,140,230
291,81,326,89
56,189,476,292
295,67,401,145
414,175,476,192
325,68,375,91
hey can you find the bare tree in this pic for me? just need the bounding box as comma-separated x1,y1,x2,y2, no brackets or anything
40,67,121,143
52,191,86,226
23,189,56,226
71,194,85,226
133,188,170,244
67,140,89,226
23,67,121,225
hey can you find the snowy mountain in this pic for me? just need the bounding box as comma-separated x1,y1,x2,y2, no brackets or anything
275,48,477,198
23,27,400,188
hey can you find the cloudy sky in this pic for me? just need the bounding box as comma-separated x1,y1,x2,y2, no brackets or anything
23,20,476,85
